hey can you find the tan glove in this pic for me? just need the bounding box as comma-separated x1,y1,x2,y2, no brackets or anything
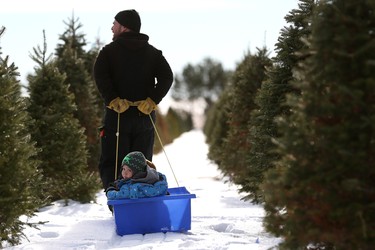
107,97,130,113
137,97,156,115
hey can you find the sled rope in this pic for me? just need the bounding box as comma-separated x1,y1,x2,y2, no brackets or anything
148,114,180,187
113,101,180,187
115,112,120,180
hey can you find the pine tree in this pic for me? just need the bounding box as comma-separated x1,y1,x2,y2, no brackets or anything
171,57,230,112
0,40,44,247
218,48,272,181
263,0,375,248
27,32,99,203
152,109,193,154
165,107,193,139
204,87,232,166
85,38,106,123
242,0,315,203
55,14,101,172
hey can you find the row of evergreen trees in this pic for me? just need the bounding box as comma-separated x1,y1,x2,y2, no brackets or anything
0,18,100,245
0,15,192,246
204,0,375,248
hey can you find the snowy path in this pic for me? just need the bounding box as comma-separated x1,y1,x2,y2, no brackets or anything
7,130,280,250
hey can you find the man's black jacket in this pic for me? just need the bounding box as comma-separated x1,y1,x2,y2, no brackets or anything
94,31,173,106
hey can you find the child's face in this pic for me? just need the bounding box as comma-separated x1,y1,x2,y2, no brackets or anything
121,165,133,179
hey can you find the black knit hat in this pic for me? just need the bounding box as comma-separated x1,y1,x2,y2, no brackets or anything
115,9,141,32
122,151,147,175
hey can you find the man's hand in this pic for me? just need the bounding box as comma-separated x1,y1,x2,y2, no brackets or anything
107,97,130,113
137,97,156,115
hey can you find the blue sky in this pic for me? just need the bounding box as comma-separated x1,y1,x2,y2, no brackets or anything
1,0,299,84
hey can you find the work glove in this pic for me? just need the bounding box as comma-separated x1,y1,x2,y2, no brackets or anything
137,97,156,115
107,97,130,113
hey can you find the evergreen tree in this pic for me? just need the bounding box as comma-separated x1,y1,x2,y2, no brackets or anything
85,37,105,123
165,107,193,139
153,111,172,154
55,14,101,172
171,57,230,112
263,0,375,248
27,32,99,203
242,0,315,203
217,48,272,181
153,109,193,154
0,39,44,247
204,87,232,166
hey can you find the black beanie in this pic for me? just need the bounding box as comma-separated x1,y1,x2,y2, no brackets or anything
115,9,141,32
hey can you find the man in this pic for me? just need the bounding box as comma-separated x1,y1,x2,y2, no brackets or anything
94,9,173,190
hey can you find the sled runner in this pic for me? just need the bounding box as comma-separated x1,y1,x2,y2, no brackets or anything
107,113,196,236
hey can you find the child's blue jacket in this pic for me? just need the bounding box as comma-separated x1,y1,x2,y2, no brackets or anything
107,166,168,200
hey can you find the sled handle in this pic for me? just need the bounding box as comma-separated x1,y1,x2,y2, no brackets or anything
149,114,180,187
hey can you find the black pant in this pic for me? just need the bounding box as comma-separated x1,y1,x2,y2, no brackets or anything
99,108,155,189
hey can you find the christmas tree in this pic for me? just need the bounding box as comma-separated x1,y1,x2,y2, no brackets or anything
263,0,375,248
27,32,99,203
243,0,314,203
0,31,44,246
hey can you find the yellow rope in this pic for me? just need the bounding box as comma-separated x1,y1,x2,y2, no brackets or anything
149,114,180,187
115,112,120,180
112,101,180,186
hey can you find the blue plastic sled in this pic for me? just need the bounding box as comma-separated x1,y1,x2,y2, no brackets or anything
107,186,196,236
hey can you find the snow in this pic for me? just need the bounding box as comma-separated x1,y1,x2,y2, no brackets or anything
6,130,281,250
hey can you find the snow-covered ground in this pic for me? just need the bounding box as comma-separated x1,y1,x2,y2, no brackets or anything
6,130,281,250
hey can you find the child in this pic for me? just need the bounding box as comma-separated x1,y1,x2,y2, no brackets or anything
106,151,168,200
